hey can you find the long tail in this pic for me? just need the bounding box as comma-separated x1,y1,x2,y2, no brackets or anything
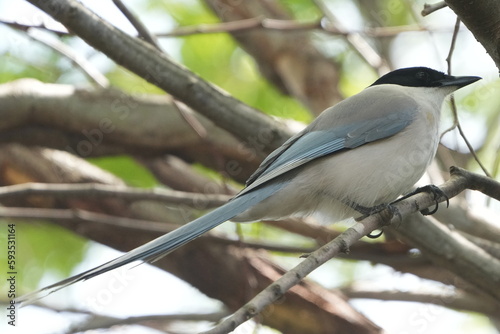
17,182,285,305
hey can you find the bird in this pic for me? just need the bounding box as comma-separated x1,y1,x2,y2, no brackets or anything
18,67,480,304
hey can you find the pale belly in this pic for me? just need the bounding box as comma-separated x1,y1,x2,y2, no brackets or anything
233,118,439,223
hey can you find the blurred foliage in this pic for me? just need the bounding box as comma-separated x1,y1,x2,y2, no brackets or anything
106,66,168,95
149,0,219,26
178,32,311,121
0,51,61,84
0,221,87,296
281,0,322,20
238,221,316,249
149,0,312,122
0,1,498,333
376,0,414,26
87,155,160,188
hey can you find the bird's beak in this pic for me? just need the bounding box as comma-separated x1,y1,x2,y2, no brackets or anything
439,75,481,88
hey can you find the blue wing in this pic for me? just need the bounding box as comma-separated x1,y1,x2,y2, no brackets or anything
241,106,416,195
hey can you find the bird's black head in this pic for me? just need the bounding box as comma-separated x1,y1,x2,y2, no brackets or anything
370,67,481,88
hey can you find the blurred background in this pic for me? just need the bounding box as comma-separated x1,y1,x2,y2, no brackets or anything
0,0,499,333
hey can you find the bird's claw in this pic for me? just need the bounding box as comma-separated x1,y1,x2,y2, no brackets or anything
366,230,384,239
353,203,401,239
393,185,449,216
413,185,449,215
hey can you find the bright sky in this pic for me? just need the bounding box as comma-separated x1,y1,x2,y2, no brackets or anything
0,1,498,334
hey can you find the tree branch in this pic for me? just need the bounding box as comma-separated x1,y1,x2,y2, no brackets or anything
0,16,437,41
0,206,183,231
26,0,292,157
111,0,160,50
25,29,109,88
204,0,342,115
156,17,431,39
313,0,390,75
0,18,69,36
0,182,231,209
341,286,500,316
202,166,500,333
444,0,500,71
68,312,229,333
0,184,468,278
30,302,228,333
0,79,263,182
421,2,448,16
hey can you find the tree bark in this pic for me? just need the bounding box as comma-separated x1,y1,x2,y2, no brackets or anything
445,0,500,72
26,0,292,157
0,79,261,183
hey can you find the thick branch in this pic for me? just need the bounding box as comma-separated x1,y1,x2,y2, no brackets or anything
0,79,262,182
444,0,500,71
391,168,500,297
26,0,292,157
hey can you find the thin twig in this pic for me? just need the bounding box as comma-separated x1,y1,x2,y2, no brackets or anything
171,98,230,185
0,16,441,40
440,17,460,139
156,16,432,38
0,206,184,231
112,0,161,50
446,17,461,74
30,302,228,333
422,2,448,16
313,0,390,74
493,149,500,179
68,311,229,332
451,105,492,177
341,286,499,316
0,182,231,209
439,119,459,140
171,100,208,139
0,19,69,36
26,29,109,88
443,18,491,177
157,16,318,37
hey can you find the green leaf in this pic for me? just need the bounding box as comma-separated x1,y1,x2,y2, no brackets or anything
87,155,159,188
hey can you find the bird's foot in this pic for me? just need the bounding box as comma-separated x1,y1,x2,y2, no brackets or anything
349,202,401,239
395,185,449,215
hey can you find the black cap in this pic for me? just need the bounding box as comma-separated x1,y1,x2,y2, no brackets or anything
371,67,481,88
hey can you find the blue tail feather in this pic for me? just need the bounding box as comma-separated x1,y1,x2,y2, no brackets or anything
17,181,286,305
